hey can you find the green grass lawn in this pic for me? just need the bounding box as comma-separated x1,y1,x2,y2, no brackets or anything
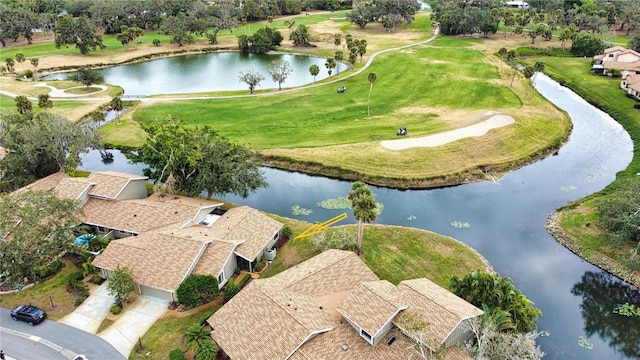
127,41,520,150
262,223,490,288
128,306,220,360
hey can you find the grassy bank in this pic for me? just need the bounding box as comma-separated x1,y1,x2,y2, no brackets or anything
530,55,640,285
109,35,568,189
262,221,492,288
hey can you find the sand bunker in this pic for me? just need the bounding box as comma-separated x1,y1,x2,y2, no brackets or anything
381,113,515,150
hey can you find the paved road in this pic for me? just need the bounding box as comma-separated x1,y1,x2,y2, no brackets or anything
0,307,125,360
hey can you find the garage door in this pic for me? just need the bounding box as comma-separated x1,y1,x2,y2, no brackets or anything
138,285,174,302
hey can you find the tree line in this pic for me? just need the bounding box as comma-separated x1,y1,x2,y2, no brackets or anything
431,0,640,56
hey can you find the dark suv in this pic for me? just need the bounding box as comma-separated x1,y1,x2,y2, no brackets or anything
10,304,47,326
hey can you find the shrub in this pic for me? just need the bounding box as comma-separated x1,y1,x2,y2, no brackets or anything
67,270,89,297
176,274,219,307
22,69,33,78
169,349,185,360
634,103,640,109
35,259,63,279
238,273,251,288
281,225,293,238
152,39,161,47
254,260,265,272
223,281,241,303
75,298,85,306
110,304,122,314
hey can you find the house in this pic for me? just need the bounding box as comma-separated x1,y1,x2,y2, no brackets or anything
207,249,483,360
14,171,283,302
620,72,640,99
593,46,640,74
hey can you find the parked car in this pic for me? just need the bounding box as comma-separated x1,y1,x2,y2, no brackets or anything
10,304,47,326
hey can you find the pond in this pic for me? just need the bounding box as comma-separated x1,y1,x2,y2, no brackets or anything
79,74,639,359
45,52,345,96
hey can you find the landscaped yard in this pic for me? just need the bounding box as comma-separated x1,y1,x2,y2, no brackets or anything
0,258,84,321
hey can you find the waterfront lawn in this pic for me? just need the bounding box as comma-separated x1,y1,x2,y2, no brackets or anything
535,55,640,283
262,223,490,288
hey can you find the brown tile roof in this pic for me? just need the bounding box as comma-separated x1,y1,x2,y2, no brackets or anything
603,60,640,71
191,240,236,277
93,231,209,291
13,172,69,195
209,280,334,360
208,250,479,360
594,46,627,61
53,177,92,200
86,171,147,199
163,205,282,262
267,249,379,298
291,323,415,360
394,278,483,348
80,197,199,233
337,280,406,337
214,206,283,260
146,192,221,208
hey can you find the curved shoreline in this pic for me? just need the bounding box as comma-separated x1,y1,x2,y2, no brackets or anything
546,211,640,287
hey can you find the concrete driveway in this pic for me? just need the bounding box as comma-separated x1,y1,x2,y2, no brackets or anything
60,281,169,358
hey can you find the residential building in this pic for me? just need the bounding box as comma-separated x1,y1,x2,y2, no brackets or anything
15,171,283,302
208,249,482,360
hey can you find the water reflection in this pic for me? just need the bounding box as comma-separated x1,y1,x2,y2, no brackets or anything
571,271,640,358
45,52,343,96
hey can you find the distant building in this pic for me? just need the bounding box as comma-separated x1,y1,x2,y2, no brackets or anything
504,0,529,9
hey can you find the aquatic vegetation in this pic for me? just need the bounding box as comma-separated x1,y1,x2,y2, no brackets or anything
407,215,416,221
578,336,593,350
292,205,313,216
451,221,470,228
315,197,352,209
613,303,640,317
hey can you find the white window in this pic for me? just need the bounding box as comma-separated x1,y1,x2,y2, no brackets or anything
218,272,224,283
361,329,372,341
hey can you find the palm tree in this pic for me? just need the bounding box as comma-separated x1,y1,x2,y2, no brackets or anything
38,94,53,110
14,95,32,115
334,50,344,73
30,58,39,81
110,96,124,125
348,181,378,256
325,58,336,77
15,53,25,72
523,66,535,97
185,323,210,350
367,72,377,118
532,61,545,84
498,47,507,70
309,64,320,82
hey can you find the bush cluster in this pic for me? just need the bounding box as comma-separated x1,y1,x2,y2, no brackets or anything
176,275,219,307
67,270,89,301
110,304,122,314
223,281,241,303
169,349,185,360
34,259,63,280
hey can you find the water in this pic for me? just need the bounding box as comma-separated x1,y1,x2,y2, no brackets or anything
79,74,639,359
45,52,344,96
